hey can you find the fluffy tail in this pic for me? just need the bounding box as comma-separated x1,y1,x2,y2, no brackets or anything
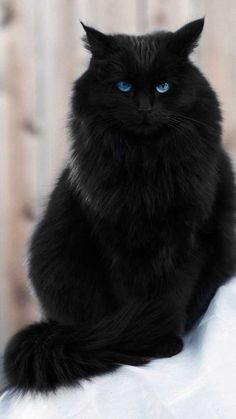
4,300,183,393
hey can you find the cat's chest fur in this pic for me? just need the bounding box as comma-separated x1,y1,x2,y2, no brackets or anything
72,127,217,256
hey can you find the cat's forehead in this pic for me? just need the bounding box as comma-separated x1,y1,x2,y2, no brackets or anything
115,32,169,67
129,36,158,66
110,32,174,77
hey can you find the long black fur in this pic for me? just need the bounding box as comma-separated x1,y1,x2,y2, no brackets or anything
4,18,236,393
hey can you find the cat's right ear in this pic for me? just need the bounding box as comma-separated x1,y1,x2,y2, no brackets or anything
81,22,114,58
170,18,205,56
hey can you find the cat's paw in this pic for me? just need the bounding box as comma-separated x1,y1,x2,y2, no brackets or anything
155,335,183,358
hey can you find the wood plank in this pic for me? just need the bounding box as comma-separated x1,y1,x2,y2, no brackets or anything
146,0,193,31
199,0,235,159
2,0,39,346
0,0,10,351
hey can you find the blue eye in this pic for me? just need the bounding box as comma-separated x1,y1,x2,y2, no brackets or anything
116,81,132,92
155,82,171,93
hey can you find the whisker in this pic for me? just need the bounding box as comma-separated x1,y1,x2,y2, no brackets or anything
170,112,218,132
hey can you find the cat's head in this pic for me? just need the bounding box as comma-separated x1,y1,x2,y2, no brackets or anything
72,19,216,137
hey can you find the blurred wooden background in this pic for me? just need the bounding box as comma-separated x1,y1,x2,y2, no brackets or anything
0,0,236,351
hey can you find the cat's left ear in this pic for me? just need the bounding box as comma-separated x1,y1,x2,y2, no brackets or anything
171,18,204,56
81,22,114,58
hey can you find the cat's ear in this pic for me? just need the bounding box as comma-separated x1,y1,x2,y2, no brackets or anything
171,18,204,56
81,22,114,58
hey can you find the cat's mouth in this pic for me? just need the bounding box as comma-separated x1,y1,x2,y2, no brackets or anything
138,115,153,127
140,120,152,126
114,113,163,135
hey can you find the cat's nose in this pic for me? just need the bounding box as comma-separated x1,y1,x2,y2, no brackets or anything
136,94,152,113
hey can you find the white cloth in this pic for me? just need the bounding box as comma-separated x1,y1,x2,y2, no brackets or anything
1,277,236,419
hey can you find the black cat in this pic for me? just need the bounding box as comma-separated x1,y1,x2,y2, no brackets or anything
4,18,236,393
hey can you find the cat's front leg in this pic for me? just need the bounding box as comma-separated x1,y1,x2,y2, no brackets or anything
149,252,202,358
140,294,186,359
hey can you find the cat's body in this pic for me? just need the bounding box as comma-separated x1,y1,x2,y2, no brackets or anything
4,19,236,393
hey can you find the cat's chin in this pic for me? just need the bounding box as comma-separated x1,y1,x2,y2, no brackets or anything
122,122,166,138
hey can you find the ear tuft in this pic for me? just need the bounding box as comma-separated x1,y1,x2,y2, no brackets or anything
80,22,113,58
171,18,205,56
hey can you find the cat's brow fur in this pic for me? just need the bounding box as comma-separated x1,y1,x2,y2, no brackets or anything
3,18,236,393
123,35,161,66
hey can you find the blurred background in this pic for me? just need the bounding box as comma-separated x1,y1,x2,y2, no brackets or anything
0,0,236,353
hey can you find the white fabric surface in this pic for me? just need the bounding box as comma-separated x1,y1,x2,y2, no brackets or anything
1,276,236,419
